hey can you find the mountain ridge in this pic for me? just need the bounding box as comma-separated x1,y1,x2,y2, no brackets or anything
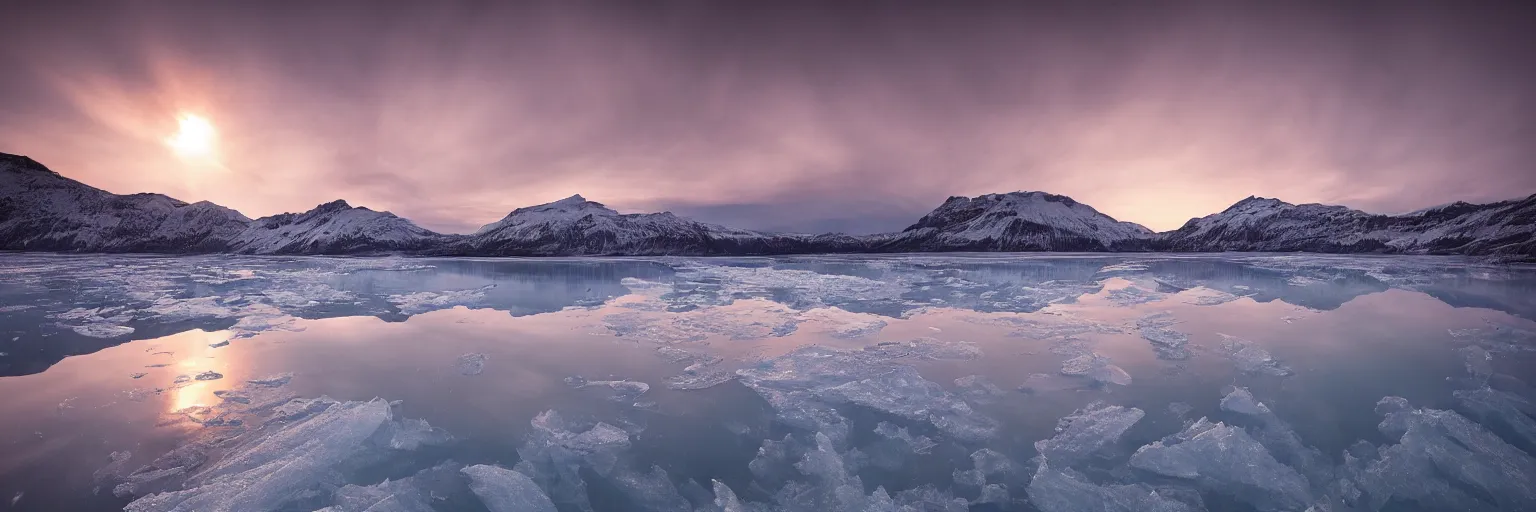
2,152,1531,259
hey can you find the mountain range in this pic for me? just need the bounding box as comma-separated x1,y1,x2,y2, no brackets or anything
3,152,1532,259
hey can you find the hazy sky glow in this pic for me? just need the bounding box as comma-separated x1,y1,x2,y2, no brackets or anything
2,1,1533,233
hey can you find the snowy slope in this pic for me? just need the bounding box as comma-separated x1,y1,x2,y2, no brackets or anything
3,152,1531,258
1157,195,1536,256
230,200,451,254
0,153,251,252
465,195,866,255
876,192,1154,252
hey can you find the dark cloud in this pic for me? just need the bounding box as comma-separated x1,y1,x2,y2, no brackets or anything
2,0,1532,233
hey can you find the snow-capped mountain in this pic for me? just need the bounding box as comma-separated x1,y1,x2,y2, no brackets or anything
464,194,866,255
875,192,1153,252
1157,195,1536,256
3,152,1531,259
229,199,451,254
0,153,251,252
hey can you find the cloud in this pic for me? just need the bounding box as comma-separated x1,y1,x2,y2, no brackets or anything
2,0,1532,233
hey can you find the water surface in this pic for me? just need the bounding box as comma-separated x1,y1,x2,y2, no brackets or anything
1,253,1534,511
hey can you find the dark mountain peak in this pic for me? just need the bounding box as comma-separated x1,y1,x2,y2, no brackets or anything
0,152,58,176
313,199,354,213
1224,196,1290,212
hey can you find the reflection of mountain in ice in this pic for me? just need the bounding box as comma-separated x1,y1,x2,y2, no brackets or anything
4,253,1535,377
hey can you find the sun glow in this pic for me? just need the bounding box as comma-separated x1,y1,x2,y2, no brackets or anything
167,113,217,159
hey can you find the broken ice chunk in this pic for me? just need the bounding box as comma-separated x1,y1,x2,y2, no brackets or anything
193,371,223,381
245,372,293,387
1105,285,1163,307
711,480,747,512
1459,346,1494,383
1218,387,1333,491
72,322,135,338
1136,311,1191,360
461,464,558,512
1058,353,1132,386
130,372,148,379
1218,334,1293,377
976,483,1009,505
567,377,651,403
330,462,462,512
954,375,1007,403
455,353,486,376
1035,402,1144,467
1449,324,1536,353
609,464,692,512
124,398,396,511
970,448,1013,477
1454,387,1536,455
1129,418,1312,511
953,468,986,487
1027,461,1195,512
737,345,997,442
92,451,134,493
872,421,937,455
1355,396,1536,511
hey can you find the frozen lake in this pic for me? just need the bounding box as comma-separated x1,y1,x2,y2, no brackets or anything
1,253,1534,511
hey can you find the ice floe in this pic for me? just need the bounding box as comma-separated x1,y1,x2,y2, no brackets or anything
462,464,558,512
1346,396,1536,511
1027,461,1198,512
1218,334,1293,377
1136,311,1191,360
1129,418,1313,511
1035,402,1144,467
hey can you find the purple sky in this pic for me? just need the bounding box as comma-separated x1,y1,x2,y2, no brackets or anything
2,1,1533,233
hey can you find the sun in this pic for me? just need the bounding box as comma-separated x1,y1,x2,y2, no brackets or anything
167,113,217,159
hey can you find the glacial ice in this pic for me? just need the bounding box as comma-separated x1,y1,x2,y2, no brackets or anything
1128,418,1313,511
1035,402,1144,467
1218,334,1293,376
461,464,558,512
1136,312,1191,360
